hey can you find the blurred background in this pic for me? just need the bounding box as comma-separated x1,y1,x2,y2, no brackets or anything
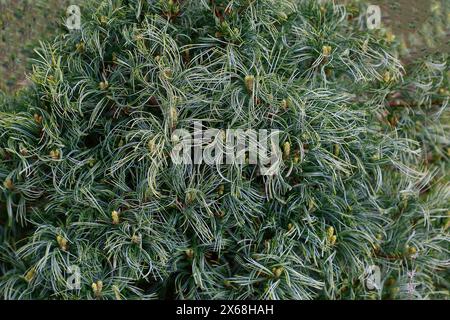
0,0,80,92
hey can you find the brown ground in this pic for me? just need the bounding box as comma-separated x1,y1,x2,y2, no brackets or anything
0,0,77,93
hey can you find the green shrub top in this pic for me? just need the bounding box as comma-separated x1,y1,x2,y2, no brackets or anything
0,0,448,300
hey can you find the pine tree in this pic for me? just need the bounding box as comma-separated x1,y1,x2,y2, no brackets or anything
0,0,448,300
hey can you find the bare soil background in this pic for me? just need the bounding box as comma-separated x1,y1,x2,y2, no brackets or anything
0,0,79,92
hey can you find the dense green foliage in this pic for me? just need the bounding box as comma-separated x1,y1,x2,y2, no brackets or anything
0,0,448,299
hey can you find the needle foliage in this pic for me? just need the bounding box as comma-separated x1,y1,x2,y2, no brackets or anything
0,0,448,299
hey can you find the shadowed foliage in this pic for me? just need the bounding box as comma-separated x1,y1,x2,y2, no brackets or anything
0,0,448,300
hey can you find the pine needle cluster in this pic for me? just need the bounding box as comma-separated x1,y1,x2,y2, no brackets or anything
0,0,448,299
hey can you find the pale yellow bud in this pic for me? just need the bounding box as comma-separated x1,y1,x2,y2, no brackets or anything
25,268,36,282
277,12,288,21
217,185,225,196
111,210,120,225
333,144,340,157
56,235,68,251
272,267,284,278
92,280,103,297
34,113,43,124
281,98,289,110
322,45,332,57
162,68,173,79
112,285,122,300
185,248,194,259
169,107,178,126
131,234,141,244
3,178,14,190
49,149,60,160
245,75,255,92
283,141,291,159
386,31,396,43
329,235,337,246
383,71,391,83
99,81,109,90
327,226,335,239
